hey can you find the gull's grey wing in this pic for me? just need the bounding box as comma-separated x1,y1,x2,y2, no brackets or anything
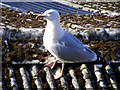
51,32,97,62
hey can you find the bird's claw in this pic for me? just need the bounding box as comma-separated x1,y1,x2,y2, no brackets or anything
52,67,63,79
52,63,65,79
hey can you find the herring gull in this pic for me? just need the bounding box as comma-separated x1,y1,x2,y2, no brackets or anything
36,9,97,79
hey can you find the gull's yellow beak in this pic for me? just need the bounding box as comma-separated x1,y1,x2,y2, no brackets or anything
36,14,45,19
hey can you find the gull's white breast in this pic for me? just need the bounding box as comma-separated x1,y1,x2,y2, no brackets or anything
43,23,65,57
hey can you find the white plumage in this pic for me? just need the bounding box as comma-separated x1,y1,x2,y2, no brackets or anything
36,9,98,79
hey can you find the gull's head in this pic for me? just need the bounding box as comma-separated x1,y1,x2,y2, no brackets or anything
36,9,60,21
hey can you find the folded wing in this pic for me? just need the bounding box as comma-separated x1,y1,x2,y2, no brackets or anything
51,32,97,62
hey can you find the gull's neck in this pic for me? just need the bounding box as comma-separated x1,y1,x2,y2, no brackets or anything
44,20,64,41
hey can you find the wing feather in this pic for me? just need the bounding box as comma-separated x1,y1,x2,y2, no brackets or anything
51,32,96,62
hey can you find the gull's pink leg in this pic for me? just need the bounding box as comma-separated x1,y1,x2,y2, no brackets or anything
45,59,58,69
53,63,65,79
61,63,65,74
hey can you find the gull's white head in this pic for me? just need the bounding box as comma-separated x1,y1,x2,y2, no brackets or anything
36,9,60,22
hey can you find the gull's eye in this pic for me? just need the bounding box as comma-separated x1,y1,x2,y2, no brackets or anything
48,12,52,14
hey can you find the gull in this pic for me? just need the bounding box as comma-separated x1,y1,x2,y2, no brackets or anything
36,9,98,79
